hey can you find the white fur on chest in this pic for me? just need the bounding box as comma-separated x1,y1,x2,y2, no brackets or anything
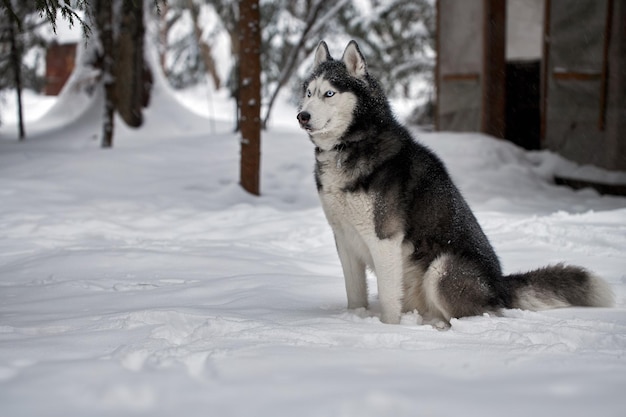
316,154,377,248
317,157,408,324
319,183,376,263
320,187,374,234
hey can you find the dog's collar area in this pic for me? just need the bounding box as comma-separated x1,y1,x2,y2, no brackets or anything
315,143,347,154
334,143,347,152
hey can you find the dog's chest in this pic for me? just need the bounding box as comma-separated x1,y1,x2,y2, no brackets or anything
319,187,374,231
316,154,375,234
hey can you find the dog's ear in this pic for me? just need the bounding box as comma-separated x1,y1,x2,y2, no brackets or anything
342,40,367,78
314,41,331,67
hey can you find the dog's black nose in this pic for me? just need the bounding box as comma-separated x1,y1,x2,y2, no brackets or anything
297,111,311,125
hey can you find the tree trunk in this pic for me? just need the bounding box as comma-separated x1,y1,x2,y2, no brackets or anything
116,0,149,128
238,0,262,196
8,19,25,140
96,0,115,148
91,0,152,147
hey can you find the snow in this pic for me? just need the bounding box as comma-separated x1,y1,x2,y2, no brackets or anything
37,10,85,44
1,84,625,417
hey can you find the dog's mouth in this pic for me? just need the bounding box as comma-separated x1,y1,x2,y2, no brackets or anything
299,120,329,135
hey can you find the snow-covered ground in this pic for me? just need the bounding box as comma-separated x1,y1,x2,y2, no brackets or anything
1,85,625,417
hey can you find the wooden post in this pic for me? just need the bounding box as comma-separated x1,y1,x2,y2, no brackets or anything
482,0,506,138
540,0,551,146
434,0,441,132
606,0,626,170
238,0,262,195
598,0,613,131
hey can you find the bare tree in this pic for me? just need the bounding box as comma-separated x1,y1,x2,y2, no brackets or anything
6,17,25,139
92,0,115,148
238,0,261,195
1,2,48,139
261,0,350,128
185,0,221,89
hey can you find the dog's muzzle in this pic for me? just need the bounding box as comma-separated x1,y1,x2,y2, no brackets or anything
297,111,311,130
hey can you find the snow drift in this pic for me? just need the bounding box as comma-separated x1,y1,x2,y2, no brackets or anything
0,86,625,416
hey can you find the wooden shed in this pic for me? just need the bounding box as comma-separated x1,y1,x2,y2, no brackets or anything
45,42,77,96
435,0,626,171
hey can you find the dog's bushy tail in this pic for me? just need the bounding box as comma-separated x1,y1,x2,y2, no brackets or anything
505,264,615,311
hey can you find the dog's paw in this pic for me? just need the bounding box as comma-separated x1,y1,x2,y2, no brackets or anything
380,312,401,325
347,301,368,310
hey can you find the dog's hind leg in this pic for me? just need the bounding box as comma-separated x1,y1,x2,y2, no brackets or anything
423,254,498,322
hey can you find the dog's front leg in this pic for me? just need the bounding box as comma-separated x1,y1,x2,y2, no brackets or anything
334,231,368,310
370,236,404,324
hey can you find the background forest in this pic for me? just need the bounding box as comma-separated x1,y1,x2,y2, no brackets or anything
0,0,436,140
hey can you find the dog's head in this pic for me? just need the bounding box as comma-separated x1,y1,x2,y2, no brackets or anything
297,40,372,150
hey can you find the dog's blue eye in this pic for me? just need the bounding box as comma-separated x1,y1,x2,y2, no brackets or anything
307,90,312,97
325,90,335,97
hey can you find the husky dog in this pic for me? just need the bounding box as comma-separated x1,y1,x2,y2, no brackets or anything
297,40,614,325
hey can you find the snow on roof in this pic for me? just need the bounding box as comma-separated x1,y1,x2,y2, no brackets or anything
37,10,85,44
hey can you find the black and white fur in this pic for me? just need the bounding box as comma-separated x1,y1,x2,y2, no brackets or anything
297,40,614,325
